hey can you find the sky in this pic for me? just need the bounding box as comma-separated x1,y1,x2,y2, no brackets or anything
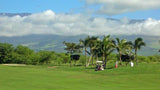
0,0,160,37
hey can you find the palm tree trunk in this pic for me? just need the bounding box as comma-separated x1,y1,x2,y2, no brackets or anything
104,53,107,68
92,55,94,66
96,54,99,61
87,54,92,67
87,48,93,67
119,51,123,66
70,59,72,67
102,52,105,62
85,48,87,67
135,49,138,65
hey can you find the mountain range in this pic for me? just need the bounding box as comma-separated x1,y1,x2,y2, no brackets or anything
0,34,159,56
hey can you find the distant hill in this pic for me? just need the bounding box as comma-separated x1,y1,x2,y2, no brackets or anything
0,13,31,17
0,34,159,56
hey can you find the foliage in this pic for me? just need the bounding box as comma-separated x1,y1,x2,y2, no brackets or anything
1,35,159,66
115,38,128,65
0,43,14,63
133,37,146,65
101,35,115,67
0,43,70,65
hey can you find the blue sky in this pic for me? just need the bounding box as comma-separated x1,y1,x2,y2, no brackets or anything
1,0,160,19
0,0,83,13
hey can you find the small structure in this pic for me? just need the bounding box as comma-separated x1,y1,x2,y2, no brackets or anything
70,53,81,66
70,54,80,60
121,54,134,66
95,61,104,71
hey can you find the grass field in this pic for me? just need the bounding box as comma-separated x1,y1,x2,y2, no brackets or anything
0,63,160,90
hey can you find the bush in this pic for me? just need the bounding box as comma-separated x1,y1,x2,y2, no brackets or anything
148,55,160,62
138,56,150,63
79,55,86,65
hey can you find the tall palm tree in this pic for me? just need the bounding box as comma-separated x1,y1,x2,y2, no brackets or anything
159,40,160,52
101,35,115,68
92,38,102,62
115,38,128,65
79,37,90,67
86,36,98,67
133,37,146,65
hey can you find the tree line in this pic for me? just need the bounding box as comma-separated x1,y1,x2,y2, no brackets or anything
0,36,159,66
63,35,148,67
0,43,71,65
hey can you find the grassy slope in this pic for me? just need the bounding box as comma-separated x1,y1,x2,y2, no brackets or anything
0,63,160,90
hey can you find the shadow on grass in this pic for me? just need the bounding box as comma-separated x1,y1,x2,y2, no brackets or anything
106,66,115,69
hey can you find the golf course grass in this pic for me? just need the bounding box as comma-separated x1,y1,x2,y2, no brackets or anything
0,63,160,90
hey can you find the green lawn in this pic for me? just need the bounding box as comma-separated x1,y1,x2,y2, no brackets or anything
0,63,160,90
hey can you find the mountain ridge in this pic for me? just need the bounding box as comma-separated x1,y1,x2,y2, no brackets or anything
0,34,159,56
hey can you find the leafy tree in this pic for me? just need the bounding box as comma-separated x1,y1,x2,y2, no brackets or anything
0,43,14,63
58,53,69,64
15,45,35,64
37,51,54,64
133,37,146,65
15,45,34,55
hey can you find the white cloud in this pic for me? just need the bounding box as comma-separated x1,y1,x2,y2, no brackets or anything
84,0,160,15
0,10,160,37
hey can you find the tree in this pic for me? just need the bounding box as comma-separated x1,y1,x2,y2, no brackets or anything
115,38,128,65
133,37,146,65
63,41,82,66
159,40,160,52
37,51,54,64
92,39,101,62
0,43,14,63
101,35,115,68
15,45,35,64
125,41,134,61
86,36,98,67
79,37,90,67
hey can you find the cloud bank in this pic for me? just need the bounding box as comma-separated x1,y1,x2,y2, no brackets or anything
0,10,160,37
84,0,160,15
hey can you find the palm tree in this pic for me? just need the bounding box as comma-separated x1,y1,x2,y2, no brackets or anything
159,40,160,52
101,35,115,68
79,37,90,67
92,38,102,62
63,41,82,66
133,37,146,65
115,38,128,65
125,41,134,63
79,36,98,67
86,36,98,67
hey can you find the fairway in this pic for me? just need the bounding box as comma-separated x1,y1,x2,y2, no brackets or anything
0,63,160,90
